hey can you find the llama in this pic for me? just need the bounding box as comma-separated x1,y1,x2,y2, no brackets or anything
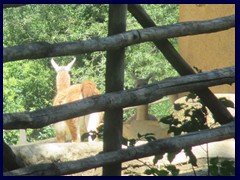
123,73,171,139
51,58,102,142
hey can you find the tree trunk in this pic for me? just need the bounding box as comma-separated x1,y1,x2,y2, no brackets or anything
103,4,127,176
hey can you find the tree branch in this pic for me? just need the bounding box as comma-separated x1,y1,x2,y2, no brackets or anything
4,121,235,176
128,4,234,125
3,66,235,130
3,15,234,63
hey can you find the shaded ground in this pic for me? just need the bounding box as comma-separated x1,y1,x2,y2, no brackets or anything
12,139,234,176
67,157,235,176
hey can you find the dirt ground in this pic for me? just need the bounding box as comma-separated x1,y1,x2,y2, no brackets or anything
67,157,234,176
13,139,234,176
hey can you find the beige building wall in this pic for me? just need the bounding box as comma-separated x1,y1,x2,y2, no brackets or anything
178,4,235,94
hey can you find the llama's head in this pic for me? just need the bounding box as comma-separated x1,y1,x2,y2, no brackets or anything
51,57,76,92
130,72,153,88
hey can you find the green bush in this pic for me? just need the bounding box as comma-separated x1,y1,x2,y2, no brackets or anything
4,4,179,143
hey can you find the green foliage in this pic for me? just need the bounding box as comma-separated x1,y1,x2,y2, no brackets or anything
3,59,55,144
81,123,104,142
123,98,172,122
184,148,197,166
26,126,55,142
159,92,235,174
122,131,180,176
160,93,213,136
145,167,169,176
4,5,179,143
212,97,235,123
150,99,173,119
3,60,55,113
153,153,164,165
160,93,235,137
122,133,156,147
144,165,180,176
152,150,181,166
3,126,56,145
3,130,19,145
125,4,179,89
209,157,235,176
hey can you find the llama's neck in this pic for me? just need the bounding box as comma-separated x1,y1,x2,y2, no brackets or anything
56,71,71,93
136,104,148,120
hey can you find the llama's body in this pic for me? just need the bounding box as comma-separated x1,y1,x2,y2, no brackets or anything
51,58,102,142
123,73,170,139
123,103,170,139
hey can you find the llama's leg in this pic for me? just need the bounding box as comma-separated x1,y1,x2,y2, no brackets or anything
54,122,67,142
86,112,101,142
66,118,80,142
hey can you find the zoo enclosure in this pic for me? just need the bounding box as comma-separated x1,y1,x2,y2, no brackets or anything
3,4,235,176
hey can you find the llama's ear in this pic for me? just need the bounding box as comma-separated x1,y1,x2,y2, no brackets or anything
65,57,76,71
51,58,60,72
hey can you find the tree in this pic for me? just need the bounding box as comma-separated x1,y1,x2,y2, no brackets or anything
3,4,179,144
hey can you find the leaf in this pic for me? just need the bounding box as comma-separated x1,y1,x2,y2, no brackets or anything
129,139,136,147
181,120,194,132
220,160,235,176
220,160,235,167
153,153,164,165
157,169,169,176
144,133,155,137
168,126,181,136
184,148,197,166
186,92,198,101
209,165,219,176
210,157,219,165
160,116,174,125
192,109,206,124
220,166,235,176
137,133,142,139
174,103,185,111
184,109,191,117
81,132,89,141
122,137,128,146
218,97,235,108
144,169,153,175
137,133,156,142
145,136,156,142
165,165,180,176
167,151,180,163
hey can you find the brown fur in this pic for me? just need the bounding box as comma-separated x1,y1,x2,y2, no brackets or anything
51,58,102,142
56,71,71,92
54,81,102,142
82,80,100,97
